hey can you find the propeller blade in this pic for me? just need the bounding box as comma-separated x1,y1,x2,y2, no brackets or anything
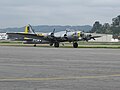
64,30,68,37
91,37,95,40
53,28,55,33
51,28,55,37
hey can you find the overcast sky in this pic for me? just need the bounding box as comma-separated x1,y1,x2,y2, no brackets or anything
0,0,120,28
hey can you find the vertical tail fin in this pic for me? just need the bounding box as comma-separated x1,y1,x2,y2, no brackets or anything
24,24,36,34
25,25,29,34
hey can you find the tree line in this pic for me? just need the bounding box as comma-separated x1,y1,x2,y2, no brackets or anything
90,15,120,39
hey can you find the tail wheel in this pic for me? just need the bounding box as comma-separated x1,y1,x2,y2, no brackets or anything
34,44,36,47
73,42,78,48
54,42,59,47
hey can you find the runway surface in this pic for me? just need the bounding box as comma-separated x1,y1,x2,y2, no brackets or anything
0,46,120,90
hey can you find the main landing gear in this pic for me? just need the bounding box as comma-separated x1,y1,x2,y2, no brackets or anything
73,42,78,48
51,42,78,48
34,44,36,47
50,43,59,47
50,43,53,46
54,42,59,47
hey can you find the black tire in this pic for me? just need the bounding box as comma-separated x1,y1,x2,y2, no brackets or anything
34,44,36,47
50,43,53,46
54,42,59,47
73,43,78,48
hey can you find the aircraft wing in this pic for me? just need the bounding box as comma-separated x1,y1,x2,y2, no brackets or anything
78,33,102,41
7,33,44,40
92,35,101,38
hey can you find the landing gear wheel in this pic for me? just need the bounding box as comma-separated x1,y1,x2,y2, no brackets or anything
34,44,36,47
54,42,59,47
73,42,78,48
50,43,53,46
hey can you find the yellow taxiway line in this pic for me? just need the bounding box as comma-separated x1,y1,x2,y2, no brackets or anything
0,74,120,81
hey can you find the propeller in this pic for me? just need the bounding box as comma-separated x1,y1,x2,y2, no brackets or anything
50,28,55,37
63,30,69,40
91,37,95,40
64,30,68,37
48,28,56,40
87,34,96,40
80,32,85,37
80,33,95,41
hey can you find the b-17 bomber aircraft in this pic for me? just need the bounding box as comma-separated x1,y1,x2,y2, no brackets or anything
7,24,101,48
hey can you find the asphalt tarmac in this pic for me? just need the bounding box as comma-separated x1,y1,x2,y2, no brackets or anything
0,46,120,90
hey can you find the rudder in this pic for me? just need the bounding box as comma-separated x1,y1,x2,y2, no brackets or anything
24,24,35,34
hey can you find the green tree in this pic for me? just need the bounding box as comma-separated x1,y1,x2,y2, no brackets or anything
90,21,102,33
102,23,111,34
